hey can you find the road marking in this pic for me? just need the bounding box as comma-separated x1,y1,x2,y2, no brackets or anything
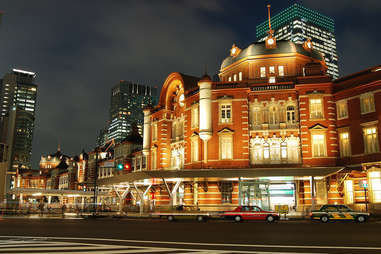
0,236,379,253
3,235,378,251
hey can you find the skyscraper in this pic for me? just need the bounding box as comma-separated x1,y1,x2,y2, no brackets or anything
0,69,37,197
107,81,158,144
256,4,339,79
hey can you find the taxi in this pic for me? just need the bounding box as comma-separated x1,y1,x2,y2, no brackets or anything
220,206,280,222
310,205,370,223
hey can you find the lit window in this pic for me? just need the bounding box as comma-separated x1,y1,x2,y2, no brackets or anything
152,122,158,141
263,142,270,160
286,106,296,124
260,67,266,78
344,180,354,204
269,76,276,83
278,66,284,76
191,137,199,162
191,106,199,128
269,66,275,74
339,132,351,157
233,74,237,81
281,142,287,159
268,106,278,124
360,93,375,114
220,135,233,160
363,127,379,154
228,76,232,82
312,134,326,157
221,182,233,204
310,98,324,119
369,171,381,203
336,100,348,119
220,104,232,123
252,106,261,125
151,149,157,170
238,72,242,81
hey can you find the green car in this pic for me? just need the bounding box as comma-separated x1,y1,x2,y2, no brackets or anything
310,205,370,223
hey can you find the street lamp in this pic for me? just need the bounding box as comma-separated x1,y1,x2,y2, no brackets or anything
92,148,99,216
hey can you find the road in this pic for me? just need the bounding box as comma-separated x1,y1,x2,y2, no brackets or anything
0,217,380,253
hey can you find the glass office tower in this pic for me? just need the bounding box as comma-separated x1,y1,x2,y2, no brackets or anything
256,4,339,79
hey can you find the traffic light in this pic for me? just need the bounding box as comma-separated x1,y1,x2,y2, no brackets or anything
117,163,123,170
124,163,131,171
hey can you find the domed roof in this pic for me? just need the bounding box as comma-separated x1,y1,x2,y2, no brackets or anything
221,40,324,70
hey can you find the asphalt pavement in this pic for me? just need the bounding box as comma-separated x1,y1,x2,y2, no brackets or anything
0,217,380,253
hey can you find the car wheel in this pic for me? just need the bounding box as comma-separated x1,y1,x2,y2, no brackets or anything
196,215,204,222
167,215,174,222
234,215,242,222
266,215,275,223
320,215,329,223
356,215,366,223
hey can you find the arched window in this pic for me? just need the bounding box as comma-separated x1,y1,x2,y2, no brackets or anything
233,74,237,81
171,121,176,139
252,107,261,125
263,142,270,160
269,106,278,124
239,72,243,81
286,106,296,123
281,141,287,160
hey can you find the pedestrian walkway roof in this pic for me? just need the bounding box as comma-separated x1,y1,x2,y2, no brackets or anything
98,167,344,186
8,188,111,197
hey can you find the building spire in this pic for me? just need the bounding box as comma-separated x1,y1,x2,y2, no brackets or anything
57,140,61,152
267,4,273,36
265,4,276,49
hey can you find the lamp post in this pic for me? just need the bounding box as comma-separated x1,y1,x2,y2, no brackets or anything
92,148,99,216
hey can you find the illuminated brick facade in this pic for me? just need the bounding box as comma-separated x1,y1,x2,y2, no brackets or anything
135,39,381,213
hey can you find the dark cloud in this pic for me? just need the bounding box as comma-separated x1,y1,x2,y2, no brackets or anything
0,1,378,167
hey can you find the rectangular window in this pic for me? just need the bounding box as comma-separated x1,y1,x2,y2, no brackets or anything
360,93,375,114
191,106,199,128
363,127,379,154
344,180,354,204
152,122,158,141
369,171,381,203
233,74,237,81
220,104,232,123
191,138,199,162
269,76,276,83
339,132,351,157
312,134,326,157
310,98,324,119
220,182,233,204
260,67,266,78
151,149,157,170
238,72,243,81
228,76,232,82
269,66,275,74
336,100,348,119
220,135,233,160
278,66,284,76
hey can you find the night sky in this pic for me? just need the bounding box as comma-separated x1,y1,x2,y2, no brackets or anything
0,0,379,168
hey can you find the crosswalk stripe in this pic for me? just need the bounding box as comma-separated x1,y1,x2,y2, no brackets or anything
0,243,87,248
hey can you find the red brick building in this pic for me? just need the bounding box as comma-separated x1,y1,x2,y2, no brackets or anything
100,36,381,214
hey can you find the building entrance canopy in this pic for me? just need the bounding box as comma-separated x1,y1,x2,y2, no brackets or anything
8,188,110,197
98,167,344,186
